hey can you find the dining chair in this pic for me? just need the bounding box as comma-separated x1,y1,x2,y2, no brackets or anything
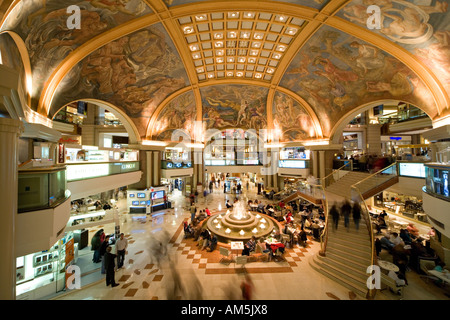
235,255,248,269
219,247,231,265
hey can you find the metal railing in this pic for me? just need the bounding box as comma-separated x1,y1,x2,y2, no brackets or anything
351,162,398,199
351,186,377,300
320,161,353,188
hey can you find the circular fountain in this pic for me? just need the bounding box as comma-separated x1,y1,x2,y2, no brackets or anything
205,200,278,242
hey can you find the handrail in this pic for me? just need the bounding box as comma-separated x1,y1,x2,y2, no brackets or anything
320,161,352,188
352,161,398,190
351,185,377,300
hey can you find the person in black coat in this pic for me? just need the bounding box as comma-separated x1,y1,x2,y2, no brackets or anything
352,202,362,231
104,247,119,287
341,200,352,230
329,204,340,231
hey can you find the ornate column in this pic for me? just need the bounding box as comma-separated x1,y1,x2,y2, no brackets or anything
0,118,23,300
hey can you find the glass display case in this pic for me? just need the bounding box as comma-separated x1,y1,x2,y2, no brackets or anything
425,164,450,200
18,167,69,213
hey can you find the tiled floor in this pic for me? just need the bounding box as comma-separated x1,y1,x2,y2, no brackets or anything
53,183,449,300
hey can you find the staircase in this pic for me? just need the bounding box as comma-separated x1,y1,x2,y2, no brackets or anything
324,171,371,199
310,216,373,298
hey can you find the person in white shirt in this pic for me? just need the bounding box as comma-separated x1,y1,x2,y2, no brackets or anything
380,232,404,249
115,233,128,269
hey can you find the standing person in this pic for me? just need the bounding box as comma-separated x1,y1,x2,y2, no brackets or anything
341,200,352,231
91,229,104,263
116,233,128,269
194,190,199,203
223,182,227,193
104,247,119,287
240,273,254,300
100,235,111,274
237,183,241,194
205,207,211,217
163,193,168,209
190,203,197,223
209,181,213,194
329,204,340,231
246,180,249,191
352,202,361,231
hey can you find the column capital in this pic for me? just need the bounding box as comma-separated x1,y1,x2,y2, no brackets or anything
0,118,23,134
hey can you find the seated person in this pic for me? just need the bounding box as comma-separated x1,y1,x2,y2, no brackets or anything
427,227,436,238
248,200,253,206
265,203,273,213
258,238,271,253
226,200,233,208
380,232,404,250
388,270,406,288
257,201,265,213
399,228,412,245
193,224,202,241
298,228,308,247
197,229,210,249
205,207,211,217
285,211,293,224
373,215,387,234
242,236,257,256
318,211,326,222
406,223,420,238
380,210,388,219
206,234,218,252
311,219,321,239
197,210,207,221
274,230,282,242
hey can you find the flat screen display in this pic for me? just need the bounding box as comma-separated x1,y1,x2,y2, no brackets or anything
131,201,139,206
129,194,135,198
279,160,306,169
140,201,146,205
151,190,165,200
137,193,146,198
399,163,425,178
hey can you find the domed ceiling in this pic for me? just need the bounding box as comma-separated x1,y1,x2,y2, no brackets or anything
1,0,448,143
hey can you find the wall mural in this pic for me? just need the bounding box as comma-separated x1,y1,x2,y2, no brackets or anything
152,91,196,141
201,85,268,132
0,0,152,109
162,0,329,10
337,0,450,97
272,91,318,142
280,25,435,137
50,23,190,137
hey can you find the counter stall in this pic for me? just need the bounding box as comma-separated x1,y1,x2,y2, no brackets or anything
127,186,170,214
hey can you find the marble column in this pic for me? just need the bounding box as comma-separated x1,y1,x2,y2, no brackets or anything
0,118,23,300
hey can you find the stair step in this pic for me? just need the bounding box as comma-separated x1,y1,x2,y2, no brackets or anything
326,235,372,250
326,242,372,258
310,256,368,298
326,245,373,263
325,250,372,269
316,254,368,280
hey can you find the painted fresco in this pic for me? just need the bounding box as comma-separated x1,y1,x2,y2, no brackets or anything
201,85,268,131
272,91,317,142
337,0,450,97
153,91,197,141
280,25,435,137
50,23,190,137
163,0,329,10
0,0,152,109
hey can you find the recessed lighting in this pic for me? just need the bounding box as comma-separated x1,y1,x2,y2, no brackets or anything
244,12,255,18
228,31,237,39
278,15,286,22
250,50,259,56
248,58,256,63
189,44,199,51
267,68,274,74
214,32,223,39
228,12,239,18
238,57,246,63
215,41,223,48
252,42,261,48
227,57,235,63
276,45,286,52
227,72,234,77
216,50,224,56
273,53,282,59
208,73,214,78
197,67,204,73
183,26,194,34
192,53,201,59
286,27,297,35
253,33,263,40
216,57,224,63
255,73,262,78
236,72,243,77
195,14,207,21
241,32,250,39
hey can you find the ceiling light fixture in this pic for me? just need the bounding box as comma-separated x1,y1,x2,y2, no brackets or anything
183,26,194,34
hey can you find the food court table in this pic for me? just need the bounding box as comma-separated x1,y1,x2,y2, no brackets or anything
428,270,450,285
249,204,258,211
378,260,399,273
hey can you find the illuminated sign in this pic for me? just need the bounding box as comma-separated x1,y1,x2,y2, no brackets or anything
278,160,306,169
67,164,109,181
399,163,425,178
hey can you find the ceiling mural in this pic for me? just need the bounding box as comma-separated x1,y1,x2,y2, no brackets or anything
0,0,152,109
152,90,196,141
50,23,190,137
272,91,318,142
163,0,329,10
201,85,268,131
280,25,436,136
337,0,450,97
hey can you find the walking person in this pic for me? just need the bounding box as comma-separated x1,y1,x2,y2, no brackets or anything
341,200,352,231
246,180,249,191
100,235,111,274
329,204,340,231
116,233,128,269
91,229,104,263
104,247,119,287
190,203,196,223
352,201,362,231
